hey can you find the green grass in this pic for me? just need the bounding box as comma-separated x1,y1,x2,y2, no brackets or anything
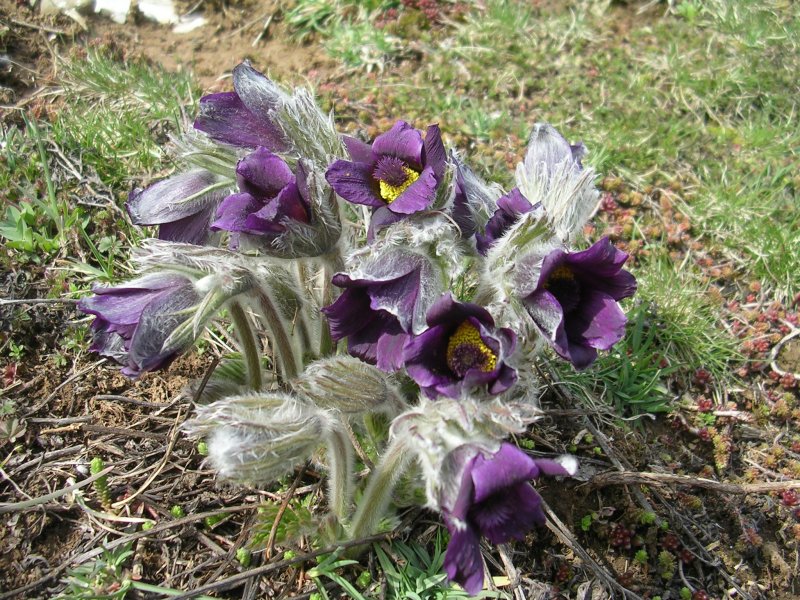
0,49,199,279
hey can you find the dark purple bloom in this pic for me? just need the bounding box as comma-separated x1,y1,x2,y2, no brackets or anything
403,294,517,398
211,148,310,247
194,62,289,151
522,237,637,369
440,443,574,595
475,188,539,255
326,121,446,217
321,250,440,371
78,273,201,378
127,170,227,245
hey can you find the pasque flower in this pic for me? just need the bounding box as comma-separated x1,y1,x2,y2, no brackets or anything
326,120,446,217
321,249,442,371
440,443,575,595
522,236,636,369
403,294,517,398
193,62,289,151
212,147,310,248
127,170,228,246
78,273,202,377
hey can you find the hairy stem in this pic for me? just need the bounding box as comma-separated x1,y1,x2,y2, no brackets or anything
326,426,354,523
253,289,300,381
228,301,263,391
319,249,344,357
348,437,410,542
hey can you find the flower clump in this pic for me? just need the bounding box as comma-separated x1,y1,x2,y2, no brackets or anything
78,62,635,595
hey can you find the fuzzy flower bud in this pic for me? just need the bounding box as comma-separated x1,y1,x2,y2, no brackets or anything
292,356,404,415
185,393,329,485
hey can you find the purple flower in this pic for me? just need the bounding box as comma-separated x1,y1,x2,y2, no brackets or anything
440,443,574,595
211,148,310,247
127,170,227,245
326,121,446,217
321,250,441,371
475,188,539,255
193,62,289,151
403,294,517,398
522,237,637,369
78,273,201,377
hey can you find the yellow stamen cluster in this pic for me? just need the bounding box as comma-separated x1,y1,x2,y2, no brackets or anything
378,167,420,204
545,265,574,287
446,321,497,374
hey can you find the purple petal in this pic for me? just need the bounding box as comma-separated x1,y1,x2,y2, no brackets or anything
566,237,636,300
127,170,224,225
127,282,199,375
347,312,404,365
470,443,538,504
387,166,437,215
424,293,494,329
326,160,383,208
375,331,410,372
236,148,294,198
424,124,447,182
366,270,420,332
322,288,371,341
443,526,484,596
211,193,264,233
487,363,518,395
194,92,288,150
566,290,628,351
157,204,217,245
470,483,545,544
476,188,535,255
531,458,574,478
372,121,423,168
342,135,373,163
402,325,451,388
79,274,187,326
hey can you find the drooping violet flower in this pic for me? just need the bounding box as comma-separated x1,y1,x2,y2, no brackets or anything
321,249,442,371
326,120,446,217
439,443,575,595
194,62,289,151
475,188,539,255
403,294,517,398
522,236,636,369
127,170,228,245
212,148,310,246
78,273,201,377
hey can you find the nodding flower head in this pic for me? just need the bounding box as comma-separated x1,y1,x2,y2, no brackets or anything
321,248,443,371
403,293,517,399
438,443,576,595
212,148,309,243
325,120,447,218
522,236,636,369
78,273,203,378
193,62,289,151
127,170,228,246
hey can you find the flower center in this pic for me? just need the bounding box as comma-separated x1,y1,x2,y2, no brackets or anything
374,156,420,204
446,321,497,377
544,265,581,313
